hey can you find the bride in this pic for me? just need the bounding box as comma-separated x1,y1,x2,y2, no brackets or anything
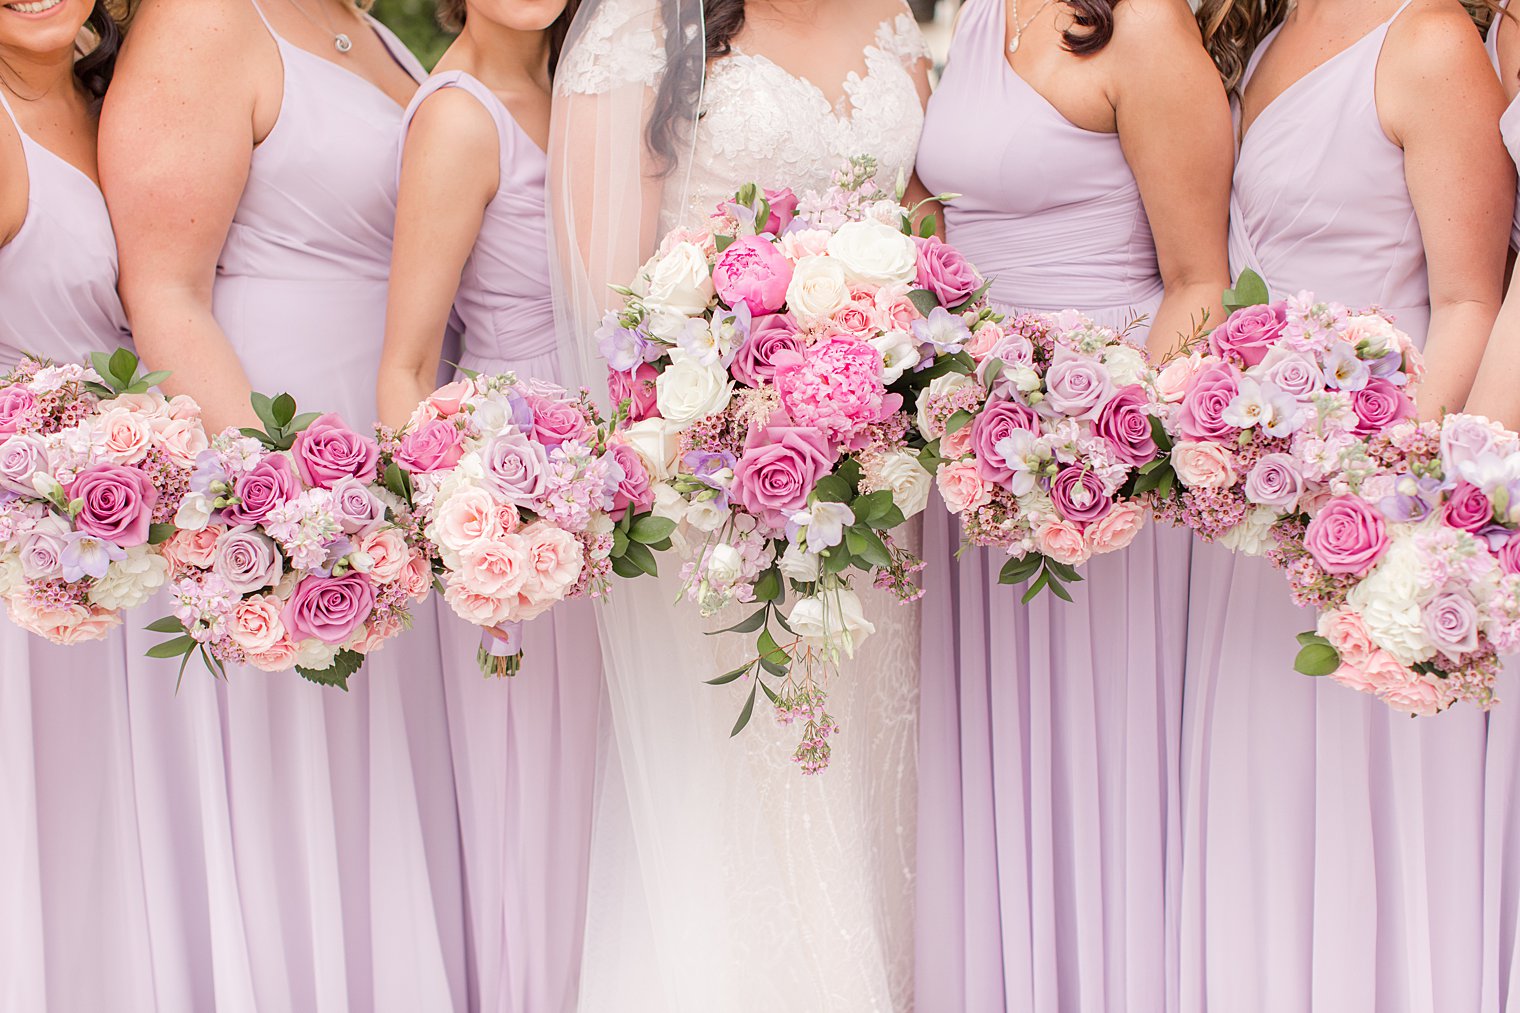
549,0,932,1008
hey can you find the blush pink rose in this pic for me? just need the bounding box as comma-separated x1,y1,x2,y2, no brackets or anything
941,423,974,459
444,581,511,627
1209,302,1286,367
282,572,376,646
1350,377,1415,436
397,418,465,474
457,534,531,599
97,407,153,465
964,322,1006,362
521,522,585,602
1154,356,1200,404
68,463,158,547
731,313,804,387
8,597,119,645
731,417,840,526
223,454,297,526
936,460,991,514
1377,665,1444,717
162,526,220,573
1170,441,1237,490
426,379,473,418
228,594,285,654
712,236,793,315
831,296,876,338
969,397,1040,486
1303,496,1389,576
1034,518,1089,566
400,553,433,600
156,417,210,470
351,612,404,654
1442,483,1494,533
0,387,38,434
1174,362,1242,441
1084,501,1145,554
528,395,592,448
1499,533,1520,575
1318,608,1378,666
246,637,299,672
358,527,412,584
608,364,659,421
431,486,499,553
291,413,380,489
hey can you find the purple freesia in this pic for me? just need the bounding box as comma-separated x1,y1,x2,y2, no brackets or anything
912,306,971,357
60,530,126,583
1379,474,1443,523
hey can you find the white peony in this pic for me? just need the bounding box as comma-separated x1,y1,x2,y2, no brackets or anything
1103,344,1148,388
0,551,23,597
174,491,214,531
785,255,851,319
825,219,918,287
1347,537,1432,610
872,450,932,518
88,546,170,611
916,371,974,440
870,330,921,384
778,541,821,582
655,359,733,429
637,242,715,316
618,418,682,480
788,586,877,661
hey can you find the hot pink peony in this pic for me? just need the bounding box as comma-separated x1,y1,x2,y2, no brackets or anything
713,236,793,315
772,336,899,445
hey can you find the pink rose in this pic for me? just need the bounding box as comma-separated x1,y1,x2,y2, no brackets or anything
358,527,412,584
1154,356,1200,404
1442,483,1494,533
401,553,433,600
1243,453,1304,512
1318,608,1377,666
162,526,220,573
291,412,380,489
1378,665,1444,717
1094,384,1158,468
1042,347,1114,421
444,581,511,627
713,235,793,316
457,533,531,599
1303,496,1389,576
246,637,298,673
426,379,473,418
1350,377,1415,436
430,486,500,553
229,594,286,654
329,476,384,535
608,364,659,421
529,394,592,448
224,454,297,526
964,322,1007,362
281,572,376,646
1423,592,1480,659
156,417,210,470
731,313,804,387
6,596,118,645
397,418,465,474
1170,441,1237,489
68,464,158,547
936,460,991,514
1084,501,1145,554
479,431,548,504
969,398,1040,486
1033,518,1088,566
941,424,974,460
1049,466,1113,525
212,526,284,593
1209,302,1286,367
914,236,980,307
166,394,201,422
762,187,799,234
1499,533,1520,575
831,295,876,338
521,522,584,602
0,387,38,434
1174,362,1241,442
608,443,653,521
0,434,47,495
731,416,839,526
97,407,153,465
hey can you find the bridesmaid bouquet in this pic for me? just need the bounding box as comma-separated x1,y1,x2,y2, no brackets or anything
1285,414,1520,716
924,309,1166,602
0,350,201,644
386,372,647,677
600,158,981,768
148,395,432,688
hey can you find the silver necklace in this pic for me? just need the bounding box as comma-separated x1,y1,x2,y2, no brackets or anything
1008,0,1056,53
286,0,353,54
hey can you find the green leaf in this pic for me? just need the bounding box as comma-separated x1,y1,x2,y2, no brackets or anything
907,288,941,317
622,540,659,577
629,514,678,545
758,654,789,678
1296,630,1330,648
1222,269,1270,314
238,426,273,445
1047,574,1074,603
144,615,187,634
714,233,736,254
707,607,768,636
249,392,277,431
271,393,297,429
611,526,629,557
146,634,196,659
758,678,782,705
848,526,892,568
108,347,138,386
706,663,752,686
1148,414,1173,454
730,682,759,737
288,412,323,434
1020,571,1051,604
297,649,364,690
944,410,975,437
1294,642,1342,677
611,554,644,580
757,628,789,665
1044,559,1082,584
812,474,853,504
89,351,114,385
823,546,852,575
147,522,176,545
998,554,1042,585
918,216,936,239
137,370,173,389
851,489,894,525
951,278,993,312
981,357,1004,390
868,503,905,532
753,567,782,602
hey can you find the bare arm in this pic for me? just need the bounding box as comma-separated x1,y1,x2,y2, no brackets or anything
376,87,498,429
99,0,270,434
0,108,24,248
1381,3,1513,419
1110,0,1233,360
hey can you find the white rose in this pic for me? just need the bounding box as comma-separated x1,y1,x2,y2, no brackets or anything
639,242,714,316
655,359,733,430
787,586,877,661
619,418,681,480
916,371,974,439
704,543,743,587
294,639,340,671
872,450,932,518
825,219,917,287
785,255,851,319
870,330,921,384
174,491,214,531
685,499,730,533
778,541,821,582
1103,344,1148,388
87,546,170,611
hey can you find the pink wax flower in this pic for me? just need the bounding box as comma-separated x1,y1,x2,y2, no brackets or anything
713,235,793,316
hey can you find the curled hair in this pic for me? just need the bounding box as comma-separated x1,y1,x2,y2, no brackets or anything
1194,0,1289,94
1059,0,1117,54
434,0,582,77
74,1,125,106
647,0,742,173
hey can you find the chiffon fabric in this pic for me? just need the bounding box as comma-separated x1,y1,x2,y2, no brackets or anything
399,71,601,1013
1180,6,1486,1010
0,87,160,1013
914,0,1189,1008
1483,8,1520,1011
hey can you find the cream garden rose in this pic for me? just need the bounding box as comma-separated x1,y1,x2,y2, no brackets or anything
655,359,733,429
825,219,917,287
785,254,851,318
870,450,932,518
636,241,715,316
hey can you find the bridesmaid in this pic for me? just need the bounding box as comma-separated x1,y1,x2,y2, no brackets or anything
100,1,466,1009
1184,0,1511,1009
915,0,1231,1009
375,0,600,1009
0,2,161,1008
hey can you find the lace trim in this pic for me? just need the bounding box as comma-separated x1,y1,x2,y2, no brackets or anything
555,0,668,96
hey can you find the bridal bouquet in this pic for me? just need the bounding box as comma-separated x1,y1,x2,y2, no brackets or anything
923,309,1165,601
1285,414,1520,715
0,350,200,644
387,372,645,677
599,158,984,771
149,395,432,688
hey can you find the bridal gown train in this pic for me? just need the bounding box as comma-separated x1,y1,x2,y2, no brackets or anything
555,6,930,1009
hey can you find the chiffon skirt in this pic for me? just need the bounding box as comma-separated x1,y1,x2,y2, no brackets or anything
1484,672,1520,1013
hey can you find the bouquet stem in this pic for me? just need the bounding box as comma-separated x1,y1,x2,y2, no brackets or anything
478,622,524,678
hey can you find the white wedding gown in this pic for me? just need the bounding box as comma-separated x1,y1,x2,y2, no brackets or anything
556,7,930,1011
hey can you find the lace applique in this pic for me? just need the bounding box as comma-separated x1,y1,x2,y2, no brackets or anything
554,0,668,96
876,10,933,66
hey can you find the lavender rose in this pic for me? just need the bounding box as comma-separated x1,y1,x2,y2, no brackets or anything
212,526,284,593
1243,453,1305,512
19,528,65,579
1209,302,1286,367
713,236,793,316
0,434,47,495
914,235,980,307
1174,362,1242,442
1259,347,1325,398
479,431,549,505
396,419,465,474
1093,384,1158,468
969,397,1041,485
282,572,375,646
1303,496,1389,576
1441,482,1494,533
731,417,840,526
1042,347,1114,421
329,476,384,534
1049,466,1113,525
1423,592,1479,659
731,313,805,387
68,463,158,547
291,412,380,489
1350,376,1415,436
224,454,299,526
528,395,592,448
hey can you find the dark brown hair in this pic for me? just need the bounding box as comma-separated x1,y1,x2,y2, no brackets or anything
75,1,124,106
645,0,741,172
1059,0,1119,54
436,0,581,76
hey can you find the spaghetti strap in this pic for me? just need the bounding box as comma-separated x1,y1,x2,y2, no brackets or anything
247,0,279,38
0,86,17,128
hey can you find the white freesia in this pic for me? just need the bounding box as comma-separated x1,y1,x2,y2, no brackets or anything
655,359,733,429
174,491,214,531
778,541,821,582
637,242,714,316
785,255,850,319
872,450,932,518
618,418,682,480
294,639,340,671
685,499,730,533
1102,344,1148,387
788,586,877,660
826,219,917,287
650,482,688,523
916,371,974,440
870,330,920,384
88,546,170,610
1010,365,1042,394
704,543,743,587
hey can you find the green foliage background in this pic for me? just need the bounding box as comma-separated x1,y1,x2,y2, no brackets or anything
370,0,453,68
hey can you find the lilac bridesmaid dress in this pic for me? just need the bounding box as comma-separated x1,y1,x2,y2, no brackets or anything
1483,8,1520,1010
1181,6,1486,1010
914,1,1190,1007
135,6,468,1009
398,72,601,1013
0,89,161,1012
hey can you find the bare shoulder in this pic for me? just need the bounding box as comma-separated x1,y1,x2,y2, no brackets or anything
860,0,919,31
1383,0,1492,72
118,0,268,75
405,84,498,165
0,106,24,246
1108,0,1206,60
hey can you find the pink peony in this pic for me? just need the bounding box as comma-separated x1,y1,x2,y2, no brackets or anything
291,413,380,489
282,572,376,646
969,397,1040,486
1209,302,1286,367
731,313,805,387
936,460,991,514
397,418,465,474
1174,362,1242,442
713,236,793,315
68,464,158,547
224,454,298,526
1093,384,1158,468
772,336,899,445
1303,496,1389,576
731,415,839,526
608,364,659,421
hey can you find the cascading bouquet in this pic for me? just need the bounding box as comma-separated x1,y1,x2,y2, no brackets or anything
384,372,657,677
922,309,1166,602
148,394,433,688
0,350,201,644
598,156,988,771
1283,413,1520,716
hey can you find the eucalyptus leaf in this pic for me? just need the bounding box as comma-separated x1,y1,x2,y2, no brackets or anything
907,289,940,317
144,615,187,634
707,607,768,636
705,664,751,686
